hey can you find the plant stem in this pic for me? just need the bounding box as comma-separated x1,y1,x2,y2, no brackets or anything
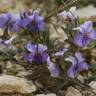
44,0,78,21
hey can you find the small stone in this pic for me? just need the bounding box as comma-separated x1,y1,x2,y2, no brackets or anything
0,74,36,93
89,81,96,92
77,5,96,18
49,22,68,49
65,87,82,96
17,71,32,77
0,29,4,36
88,81,96,96
6,61,25,72
35,93,56,96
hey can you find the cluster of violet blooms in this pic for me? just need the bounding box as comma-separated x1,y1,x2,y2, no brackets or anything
0,6,95,79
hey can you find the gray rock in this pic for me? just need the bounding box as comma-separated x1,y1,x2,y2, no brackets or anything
5,61,25,73
35,94,56,96
49,22,68,49
17,70,32,77
89,81,96,96
77,5,96,18
0,29,4,36
0,74,36,93
65,87,82,96
49,19,68,41
89,81,96,91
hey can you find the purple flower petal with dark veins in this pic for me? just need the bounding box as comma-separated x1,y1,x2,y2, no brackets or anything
89,30,96,40
0,13,11,28
74,21,96,47
34,55,42,64
82,37,91,47
75,52,88,70
20,10,45,32
10,20,21,32
10,14,21,32
26,42,36,53
65,52,88,78
24,43,48,64
20,15,34,27
78,62,88,70
67,65,77,78
0,13,21,32
78,21,93,33
47,57,59,77
65,56,77,78
74,32,84,47
23,53,34,63
26,43,47,54
36,44,47,53
75,52,84,62
23,53,47,64
34,52,48,64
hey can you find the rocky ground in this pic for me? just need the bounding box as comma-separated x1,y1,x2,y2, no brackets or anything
0,0,95,96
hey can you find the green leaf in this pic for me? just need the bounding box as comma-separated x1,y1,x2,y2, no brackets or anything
88,41,96,48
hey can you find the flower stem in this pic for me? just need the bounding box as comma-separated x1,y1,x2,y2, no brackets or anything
44,0,78,21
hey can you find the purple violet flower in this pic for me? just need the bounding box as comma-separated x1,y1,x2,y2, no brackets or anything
58,6,77,21
74,21,96,47
23,42,48,64
0,35,16,51
47,48,68,77
65,52,88,78
0,13,21,32
20,10,45,32
23,42,59,77
47,57,60,77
